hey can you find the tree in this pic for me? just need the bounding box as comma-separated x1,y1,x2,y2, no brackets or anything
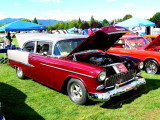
78,17,82,24
78,17,83,29
116,18,123,23
33,17,38,24
80,22,90,30
64,23,69,30
102,19,109,26
90,21,102,28
150,12,160,21
150,12,160,27
21,18,31,22
68,20,79,29
46,26,53,31
123,14,132,21
90,16,95,25
53,23,59,30
58,22,66,30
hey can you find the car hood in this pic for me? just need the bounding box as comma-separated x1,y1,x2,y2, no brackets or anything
145,34,160,49
68,26,132,55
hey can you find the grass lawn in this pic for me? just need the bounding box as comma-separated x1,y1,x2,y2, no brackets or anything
0,63,160,120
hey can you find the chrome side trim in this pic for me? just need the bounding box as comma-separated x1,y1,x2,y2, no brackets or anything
8,59,34,67
41,63,95,78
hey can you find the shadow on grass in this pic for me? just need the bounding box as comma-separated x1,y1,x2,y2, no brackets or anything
101,78,160,109
0,82,45,120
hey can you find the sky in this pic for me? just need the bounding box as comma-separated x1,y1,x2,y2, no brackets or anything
0,0,160,21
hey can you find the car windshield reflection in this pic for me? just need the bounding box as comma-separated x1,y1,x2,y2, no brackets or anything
54,38,84,56
126,37,150,48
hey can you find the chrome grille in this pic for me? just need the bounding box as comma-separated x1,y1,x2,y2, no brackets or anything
105,70,135,88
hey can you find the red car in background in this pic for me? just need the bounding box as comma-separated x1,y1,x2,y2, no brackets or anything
143,35,158,42
108,33,160,74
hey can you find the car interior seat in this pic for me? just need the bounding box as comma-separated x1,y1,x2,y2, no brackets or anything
41,44,49,54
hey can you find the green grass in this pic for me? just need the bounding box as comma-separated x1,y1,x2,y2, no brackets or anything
1,38,160,119
0,64,160,120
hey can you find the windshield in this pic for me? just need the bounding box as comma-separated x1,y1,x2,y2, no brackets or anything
126,37,150,48
54,38,84,56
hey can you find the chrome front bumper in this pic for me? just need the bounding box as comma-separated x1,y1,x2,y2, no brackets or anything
88,77,146,102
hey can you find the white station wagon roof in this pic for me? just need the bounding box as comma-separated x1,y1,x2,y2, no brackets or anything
31,34,88,41
16,33,88,48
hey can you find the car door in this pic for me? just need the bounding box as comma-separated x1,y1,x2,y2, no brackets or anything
28,41,60,88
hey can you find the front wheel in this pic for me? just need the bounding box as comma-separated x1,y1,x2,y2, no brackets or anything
67,78,88,105
145,60,159,74
16,67,25,79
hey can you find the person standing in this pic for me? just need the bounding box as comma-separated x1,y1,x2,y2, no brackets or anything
88,28,93,36
4,32,12,46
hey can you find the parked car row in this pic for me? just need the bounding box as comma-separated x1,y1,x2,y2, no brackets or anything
7,26,148,104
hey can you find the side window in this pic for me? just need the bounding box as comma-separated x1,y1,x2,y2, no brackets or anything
36,41,52,55
22,41,35,52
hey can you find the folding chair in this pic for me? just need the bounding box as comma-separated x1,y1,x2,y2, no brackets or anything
0,49,8,64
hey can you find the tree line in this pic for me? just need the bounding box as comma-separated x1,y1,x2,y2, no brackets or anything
1,12,160,31
47,12,160,31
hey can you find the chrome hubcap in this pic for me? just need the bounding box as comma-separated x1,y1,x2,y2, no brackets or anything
146,62,157,74
17,68,23,77
70,83,83,101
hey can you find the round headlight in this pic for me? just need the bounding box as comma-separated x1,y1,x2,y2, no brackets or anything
98,71,106,82
138,62,144,70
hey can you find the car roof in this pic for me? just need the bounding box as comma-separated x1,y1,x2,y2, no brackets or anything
29,34,88,42
16,33,88,48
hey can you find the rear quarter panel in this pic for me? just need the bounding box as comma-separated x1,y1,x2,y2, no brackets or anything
7,50,33,78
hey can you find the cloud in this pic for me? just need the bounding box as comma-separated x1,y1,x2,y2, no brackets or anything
124,3,134,7
40,9,69,20
14,3,21,7
104,9,155,21
40,9,98,21
0,11,7,19
32,0,60,3
106,0,116,2
64,9,71,13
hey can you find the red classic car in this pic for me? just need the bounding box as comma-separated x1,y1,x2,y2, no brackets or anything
108,33,160,74
7,26,145,105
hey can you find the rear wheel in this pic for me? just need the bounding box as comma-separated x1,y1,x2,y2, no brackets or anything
16,67,25,79
67,78,88,105
145,59,159,74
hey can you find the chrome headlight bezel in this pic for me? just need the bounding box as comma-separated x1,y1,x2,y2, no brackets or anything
98,71,106,82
